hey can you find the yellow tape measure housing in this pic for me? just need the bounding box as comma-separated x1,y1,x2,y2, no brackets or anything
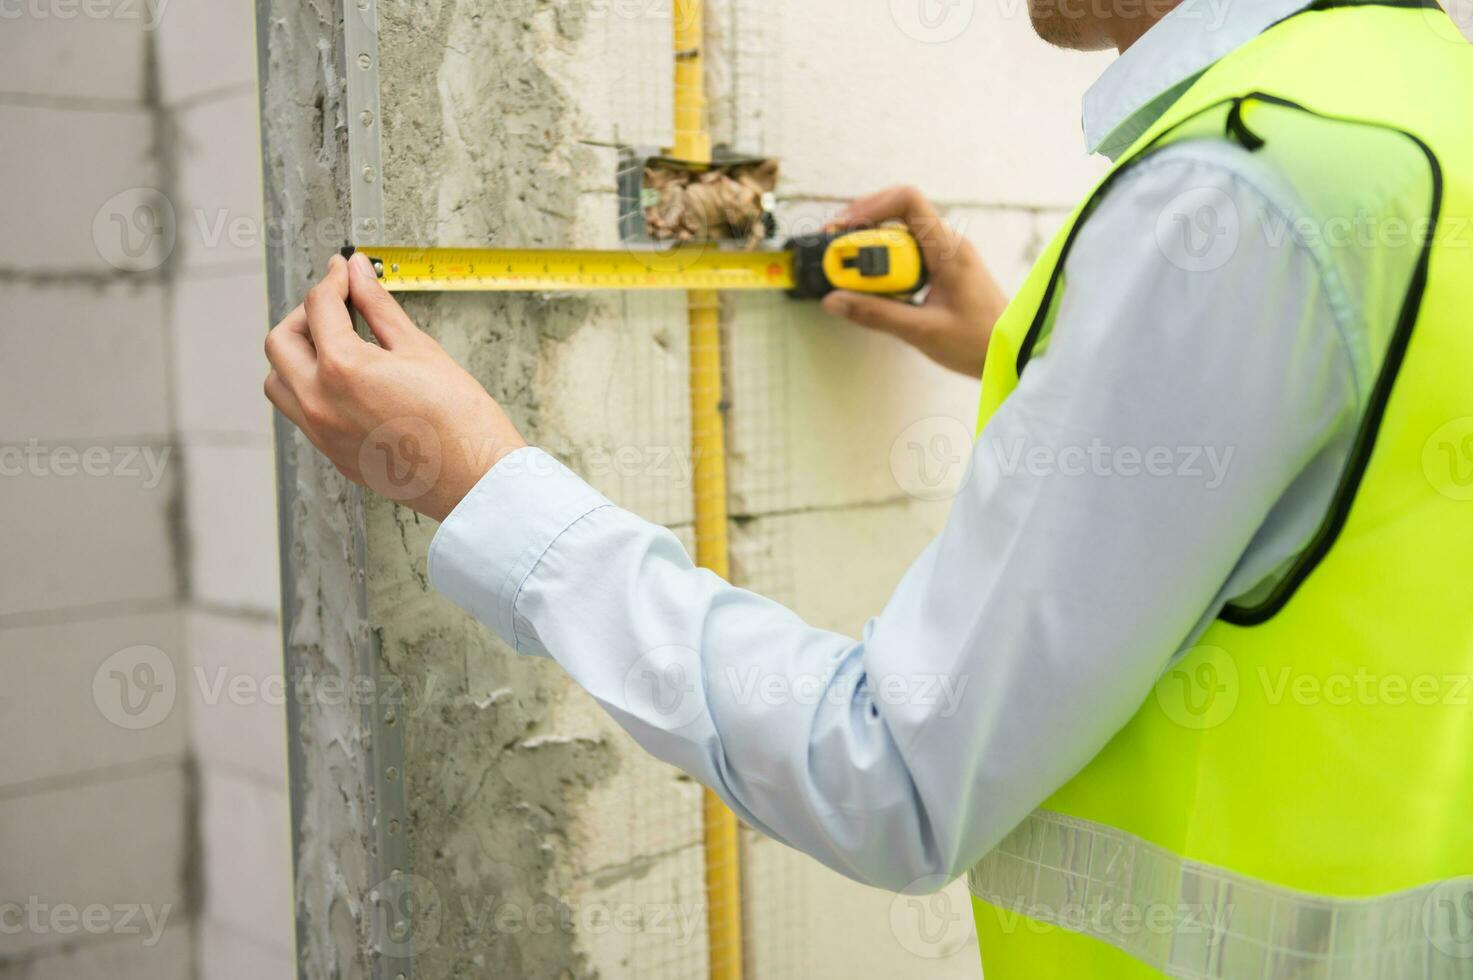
350,228,926,299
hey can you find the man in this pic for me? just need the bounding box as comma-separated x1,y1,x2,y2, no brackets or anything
265,0,1473,974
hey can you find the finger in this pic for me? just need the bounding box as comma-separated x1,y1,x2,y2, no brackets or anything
826,186,965,287
347,251,420,350
821,290,952,344
264,369,307,429
276,302,309,342
304,254,359,358
264,317,318,390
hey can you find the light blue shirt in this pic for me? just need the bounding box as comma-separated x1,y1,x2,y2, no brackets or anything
428,0,1420,890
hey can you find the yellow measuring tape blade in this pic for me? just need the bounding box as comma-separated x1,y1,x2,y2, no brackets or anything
363,245,796,293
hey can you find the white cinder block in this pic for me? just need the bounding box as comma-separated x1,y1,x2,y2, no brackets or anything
197,920,295,980
723,292,980,516
731,498,949,634
172,271,273,439
183,441,280,613
0,448,177,615
0,281,169,443
0,610,185,790
568,840,710,980
539,291,694,528
744,834,981,980
0,105,158,274
172,92,266,272
199,770,293,948
185,610,286,784
948,205,1046,297
556,685,705,871
153,0,260,105
778,1,1109,207
0,765,188,957
0,12,149,102
559,0,674,148
5,923,192,980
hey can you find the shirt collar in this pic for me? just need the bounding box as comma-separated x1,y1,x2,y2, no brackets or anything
1083,0,1313,160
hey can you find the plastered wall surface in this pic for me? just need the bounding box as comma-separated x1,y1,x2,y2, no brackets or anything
342,3,1110,979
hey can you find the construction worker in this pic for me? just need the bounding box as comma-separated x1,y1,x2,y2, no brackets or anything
264,0,1473,973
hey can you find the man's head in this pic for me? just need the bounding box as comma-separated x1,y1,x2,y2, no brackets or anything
1029,0,1183,53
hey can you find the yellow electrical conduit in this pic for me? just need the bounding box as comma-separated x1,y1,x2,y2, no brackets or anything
668,0,744,976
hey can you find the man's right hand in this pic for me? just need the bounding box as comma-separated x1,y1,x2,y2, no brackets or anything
822,186,1008,378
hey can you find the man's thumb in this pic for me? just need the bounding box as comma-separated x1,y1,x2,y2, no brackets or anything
347,251,419,349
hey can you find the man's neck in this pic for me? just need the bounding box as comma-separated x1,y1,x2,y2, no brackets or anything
1111,1,1182,52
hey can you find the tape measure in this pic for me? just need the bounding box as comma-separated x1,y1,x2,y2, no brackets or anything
344,227,926,299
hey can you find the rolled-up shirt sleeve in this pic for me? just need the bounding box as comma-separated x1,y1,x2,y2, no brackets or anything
428,143,1364,891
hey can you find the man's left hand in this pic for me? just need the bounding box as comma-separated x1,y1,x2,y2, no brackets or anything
263,252,526,522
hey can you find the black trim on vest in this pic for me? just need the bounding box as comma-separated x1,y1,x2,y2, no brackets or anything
1220,97,1442,625
1011,90,1444,626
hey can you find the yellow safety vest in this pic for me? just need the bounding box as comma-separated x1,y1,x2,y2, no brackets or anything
967,2,1473,976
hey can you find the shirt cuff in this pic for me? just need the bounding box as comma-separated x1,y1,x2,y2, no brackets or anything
427,446,612,655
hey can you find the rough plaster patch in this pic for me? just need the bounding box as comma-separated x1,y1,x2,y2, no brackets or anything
369,3,646,977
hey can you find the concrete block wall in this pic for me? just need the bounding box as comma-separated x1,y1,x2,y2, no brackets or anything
0,11,190,977
0,5,291,979
154,4,294,975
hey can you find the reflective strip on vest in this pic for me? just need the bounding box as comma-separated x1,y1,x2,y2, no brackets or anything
969,810,1473,978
